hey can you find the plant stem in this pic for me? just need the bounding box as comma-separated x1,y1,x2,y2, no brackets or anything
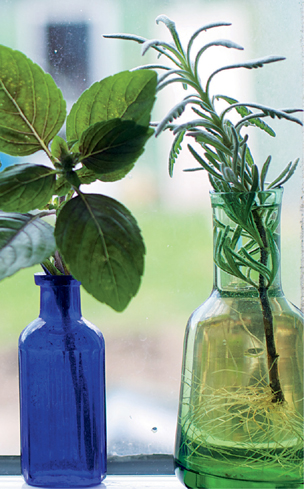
55,286,95,470
253,211,285,403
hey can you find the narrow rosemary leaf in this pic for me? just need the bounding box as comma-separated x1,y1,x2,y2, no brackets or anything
188,144,225,181
231,126,239,176
191,107,209,119
205,152,221,170
246,146,254,167
267,228,280,286
243,238,258,252
240,143,247,188
103,33,147,43
183,167,204,172
267,161,292,188
260,156,272,191
223,241,255,285
141,39,183,63
155,98,198,136
209,174,229,192
239,247,272,281
172,119,224,137
187,22,232,61
157,69,187,85
156,15,185,56
269,158,299,188
245,172,258,220
194,40,243,77
207,56,285,91
239,116,276,137
231,225,242,249
188,129,232,155
169,129,186,177
131,64,171,71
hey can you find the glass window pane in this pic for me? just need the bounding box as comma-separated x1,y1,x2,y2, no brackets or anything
0,0,302,459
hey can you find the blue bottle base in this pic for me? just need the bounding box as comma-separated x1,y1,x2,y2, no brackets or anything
23,470,106,488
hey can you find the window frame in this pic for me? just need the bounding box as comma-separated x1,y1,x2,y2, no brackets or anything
0,0,303,479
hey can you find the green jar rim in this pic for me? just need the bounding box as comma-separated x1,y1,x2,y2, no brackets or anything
209,188,283,206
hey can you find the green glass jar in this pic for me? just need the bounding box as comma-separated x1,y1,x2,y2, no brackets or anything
175,189,303,489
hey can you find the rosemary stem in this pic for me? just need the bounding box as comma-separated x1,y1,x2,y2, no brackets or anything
253,211,285,403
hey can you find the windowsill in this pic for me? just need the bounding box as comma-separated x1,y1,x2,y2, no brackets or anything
0,456,179,488
0,475,181,488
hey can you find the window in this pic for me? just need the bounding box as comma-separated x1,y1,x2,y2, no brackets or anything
0,0,302,476
46,22,90,98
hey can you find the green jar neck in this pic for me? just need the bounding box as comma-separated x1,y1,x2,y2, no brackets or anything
210,190,283,297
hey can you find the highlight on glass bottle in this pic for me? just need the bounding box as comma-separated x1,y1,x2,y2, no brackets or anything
175,189,304,489
19,274,106,488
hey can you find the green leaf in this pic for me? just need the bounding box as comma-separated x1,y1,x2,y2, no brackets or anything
194,40,243,77
79,119,153,178
157,76,199,92
186,22,232,60
246,146,254,167
206,56,285,94
141,39,182,62
250,165,259,193
55,194,145,311
260,156,271,191
231,225,242,249
267,228,280,286
103,33,179,66
103,33,148,45
155,15,185,56
155,97,212,137
169,129,186,177
240,142,247,187
267,158,299,188
51,136,69,161
0,163,56,212
238,115,276,137
217,96,276,137
188,144,226,182
230,125,239,176
76,166,98,185
0,45,66,156
267,161,292,188
235,105,302,128
223,239,257,286
242,167,259,219
239,247,271,281
188,129,232,155
66,70,157,141
55,175,72,197
172,118,225,138
77,164,135,184
0,211,56,280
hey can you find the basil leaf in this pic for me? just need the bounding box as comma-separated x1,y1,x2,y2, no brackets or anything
55,194,145,311
0,163,56,212
0,211,55,280
0,45,66,156
77,164,134,184
66,70,157,141
79,119,153,177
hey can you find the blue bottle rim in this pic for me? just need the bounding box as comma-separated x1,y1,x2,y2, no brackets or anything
34,273,81,287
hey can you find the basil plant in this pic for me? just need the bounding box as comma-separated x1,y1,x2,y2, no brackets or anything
0,45,157,312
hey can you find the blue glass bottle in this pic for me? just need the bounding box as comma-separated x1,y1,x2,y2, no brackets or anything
19,273,106,487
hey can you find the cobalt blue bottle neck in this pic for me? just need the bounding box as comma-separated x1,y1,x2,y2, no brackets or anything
35,273,82,320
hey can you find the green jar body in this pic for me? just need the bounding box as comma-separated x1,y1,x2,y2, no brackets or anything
175,190,304,489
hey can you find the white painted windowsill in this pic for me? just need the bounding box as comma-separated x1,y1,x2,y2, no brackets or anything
0,475,181,488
